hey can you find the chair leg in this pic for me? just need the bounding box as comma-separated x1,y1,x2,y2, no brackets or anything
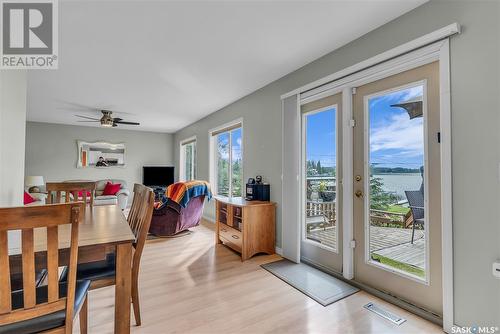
79,296,88,334
132,271,141,326
411,224,416,244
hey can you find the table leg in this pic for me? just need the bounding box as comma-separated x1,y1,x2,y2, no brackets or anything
115,242,132,334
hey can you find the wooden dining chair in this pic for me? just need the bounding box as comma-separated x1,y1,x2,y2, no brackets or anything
46,182,97,207
60,183,154,326
0,203,90,334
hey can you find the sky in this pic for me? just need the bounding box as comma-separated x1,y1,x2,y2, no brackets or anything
306,85,424,170
216,128,242,162
306,108,337,167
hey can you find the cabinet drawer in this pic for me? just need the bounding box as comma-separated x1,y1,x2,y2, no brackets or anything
220,236,242,253
219,224,242,249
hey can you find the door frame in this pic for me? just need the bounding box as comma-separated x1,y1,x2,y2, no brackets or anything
283,38,454,331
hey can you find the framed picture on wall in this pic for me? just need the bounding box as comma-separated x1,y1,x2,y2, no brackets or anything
77,141,126,168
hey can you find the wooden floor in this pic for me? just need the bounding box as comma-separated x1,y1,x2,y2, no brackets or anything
76,220,442,334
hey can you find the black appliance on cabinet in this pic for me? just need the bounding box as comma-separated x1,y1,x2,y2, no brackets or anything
245,176,270,201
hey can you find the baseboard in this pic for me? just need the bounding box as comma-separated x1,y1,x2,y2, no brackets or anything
202,215,215,223
275,246,283,255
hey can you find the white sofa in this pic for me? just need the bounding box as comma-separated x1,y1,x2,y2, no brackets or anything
28,179,130,209
95,179,130,210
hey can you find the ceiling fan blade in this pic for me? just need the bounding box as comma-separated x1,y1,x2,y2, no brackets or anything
113,117,123,122
76,115,100,121
114,120,140,125
76,120,100,123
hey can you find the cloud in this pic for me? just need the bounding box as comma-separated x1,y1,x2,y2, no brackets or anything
370,85,423,109
370,113,423,157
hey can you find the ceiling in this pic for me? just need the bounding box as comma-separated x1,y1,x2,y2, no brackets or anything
27,0,427,133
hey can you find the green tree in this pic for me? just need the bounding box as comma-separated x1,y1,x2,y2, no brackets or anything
316,161,322,174
370,177,398,210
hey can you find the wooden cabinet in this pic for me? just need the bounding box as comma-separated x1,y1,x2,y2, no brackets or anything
215,196,276,261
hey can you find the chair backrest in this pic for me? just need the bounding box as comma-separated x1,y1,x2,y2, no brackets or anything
405,190,424,220
46,182,97,207
0,203,83,333
127,184,154,266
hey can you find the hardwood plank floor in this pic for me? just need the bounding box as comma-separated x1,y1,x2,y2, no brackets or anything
75,220,442,334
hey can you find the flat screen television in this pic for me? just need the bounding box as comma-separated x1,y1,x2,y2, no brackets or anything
143,166,174,187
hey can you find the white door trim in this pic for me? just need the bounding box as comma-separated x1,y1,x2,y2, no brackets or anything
438,38,454,333
342,87,354,280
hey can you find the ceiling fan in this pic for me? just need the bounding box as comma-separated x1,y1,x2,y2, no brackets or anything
75,110,140,128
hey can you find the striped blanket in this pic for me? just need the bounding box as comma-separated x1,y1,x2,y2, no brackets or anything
166,180,212,208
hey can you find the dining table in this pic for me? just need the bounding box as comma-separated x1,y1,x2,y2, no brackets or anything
7,204,135,334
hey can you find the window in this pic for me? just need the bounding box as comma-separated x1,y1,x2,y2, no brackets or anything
210,121,243,198
180,138,196,181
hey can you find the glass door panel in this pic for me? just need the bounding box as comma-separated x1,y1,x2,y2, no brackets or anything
304,107,338,251
367,83,427,280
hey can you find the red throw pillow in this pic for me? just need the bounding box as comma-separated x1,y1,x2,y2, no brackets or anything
77,190,92,198
24,191,36,205
103,182,121,196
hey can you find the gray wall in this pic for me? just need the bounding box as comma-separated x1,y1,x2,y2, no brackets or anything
25,122,174,198
174,0,500,327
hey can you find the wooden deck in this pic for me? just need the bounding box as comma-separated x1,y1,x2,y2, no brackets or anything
374,239,425,269
307,225,425,269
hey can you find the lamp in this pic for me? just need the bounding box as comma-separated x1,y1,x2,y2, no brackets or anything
25,176,45,193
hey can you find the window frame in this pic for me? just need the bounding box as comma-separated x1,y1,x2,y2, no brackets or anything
179,136,197,182
209,118,244,199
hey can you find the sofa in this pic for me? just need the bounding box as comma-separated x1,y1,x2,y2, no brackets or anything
25,191,47,206
95,179,130,210
149,195,205,236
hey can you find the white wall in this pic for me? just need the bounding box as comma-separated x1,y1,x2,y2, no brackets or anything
0,71,27,207
174,0,500,327
25,122,174,196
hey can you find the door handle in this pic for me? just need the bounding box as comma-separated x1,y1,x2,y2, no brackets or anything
355,190,363,198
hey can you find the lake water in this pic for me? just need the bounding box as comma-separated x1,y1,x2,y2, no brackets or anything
373,173,422,200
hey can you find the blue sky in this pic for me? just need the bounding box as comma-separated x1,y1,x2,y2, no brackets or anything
369,85,423,169
306,108,336,167
216,128,242,162
306,85,424,169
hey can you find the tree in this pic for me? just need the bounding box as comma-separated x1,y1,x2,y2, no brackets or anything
307,160,318,176
316,161,322,174
370,177,398,210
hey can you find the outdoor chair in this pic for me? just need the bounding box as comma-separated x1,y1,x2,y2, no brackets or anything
405,190,424,244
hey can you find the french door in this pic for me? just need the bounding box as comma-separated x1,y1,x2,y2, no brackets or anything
300,93,343,273
352,61,442,315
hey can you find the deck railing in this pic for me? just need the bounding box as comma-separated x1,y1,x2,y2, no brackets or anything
306,201,412,228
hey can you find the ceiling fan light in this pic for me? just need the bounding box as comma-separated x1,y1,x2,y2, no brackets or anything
101,118,114,127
